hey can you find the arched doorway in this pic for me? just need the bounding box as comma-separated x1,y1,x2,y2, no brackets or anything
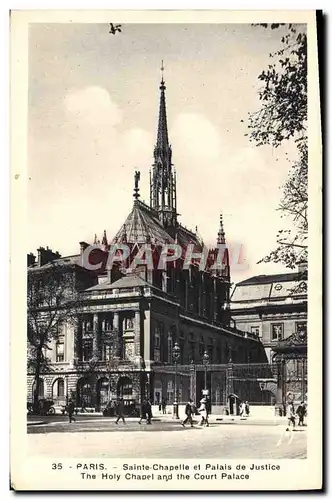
52,378,65,405
77,378,93,408
97,377,110,409
117,376,133,400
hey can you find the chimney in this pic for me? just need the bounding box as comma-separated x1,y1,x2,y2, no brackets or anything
37,247,61,266
27,253,36,267
37,247,45,266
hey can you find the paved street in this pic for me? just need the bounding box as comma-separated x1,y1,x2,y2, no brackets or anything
28,418,307,459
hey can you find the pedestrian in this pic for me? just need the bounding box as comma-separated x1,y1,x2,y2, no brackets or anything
286,402,296,431
198,398,208,427
146,400,152,424
138,400,146,424
296,401,306,426
158,402,162,413
67,399,76,423
115,398,126,424
162,399,167,415
239,401,245,417
138,399,151,424
181,398,194,427
206,398,211,417
245,401,250,417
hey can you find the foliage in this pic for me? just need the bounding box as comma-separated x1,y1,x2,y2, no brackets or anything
247,24,307,148
258,140,308,268
27,263,83,408
247,24,308,269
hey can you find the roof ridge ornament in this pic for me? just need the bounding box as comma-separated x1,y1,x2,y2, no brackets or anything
133,170,141,200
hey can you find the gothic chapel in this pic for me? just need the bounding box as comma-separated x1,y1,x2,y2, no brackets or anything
27,69,267,411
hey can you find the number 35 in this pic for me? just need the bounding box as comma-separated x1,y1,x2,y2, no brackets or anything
52,463,62,470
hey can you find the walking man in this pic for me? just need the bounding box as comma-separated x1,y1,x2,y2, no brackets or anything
198,398,208,426
146,400,152,424
115,398,126,424
162,399,167,415
138,399,152,424
296,401,306,426
67,400,76,423
181,399,194,427
286,402,296,431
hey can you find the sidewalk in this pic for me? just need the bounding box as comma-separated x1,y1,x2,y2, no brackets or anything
153,412,288,426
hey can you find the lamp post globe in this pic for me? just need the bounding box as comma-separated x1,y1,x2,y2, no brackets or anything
172,342,180,419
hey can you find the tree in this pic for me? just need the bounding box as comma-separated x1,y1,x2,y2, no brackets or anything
259,140,308,269
247,24,307,148
27,262,83,410
246,24,308,268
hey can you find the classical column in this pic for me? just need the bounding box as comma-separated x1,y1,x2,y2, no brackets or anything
93,313,99,359
134,310,141,357
113,312,120,358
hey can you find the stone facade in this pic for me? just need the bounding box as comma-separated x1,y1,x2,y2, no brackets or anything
230,267,307,404
27,72,268,410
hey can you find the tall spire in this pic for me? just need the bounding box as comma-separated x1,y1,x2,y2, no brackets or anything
156,60,169,150
217,213,226,244
150,63,177,229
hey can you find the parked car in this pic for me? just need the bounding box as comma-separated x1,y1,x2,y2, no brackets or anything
103,399,140,417
27,399,56,416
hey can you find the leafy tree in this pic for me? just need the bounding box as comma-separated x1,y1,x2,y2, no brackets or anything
259,140,308,269
27,263,83,410
246,24,308,269
247,23,307,148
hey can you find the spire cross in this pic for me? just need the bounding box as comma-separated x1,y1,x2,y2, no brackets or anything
161,60,165,80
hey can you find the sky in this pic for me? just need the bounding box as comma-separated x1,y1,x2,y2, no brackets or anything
28,22,301,284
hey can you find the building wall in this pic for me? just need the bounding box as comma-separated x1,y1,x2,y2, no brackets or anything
232,309,307,355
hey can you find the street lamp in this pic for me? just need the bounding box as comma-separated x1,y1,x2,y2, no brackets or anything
172,342,180,419
202,350,210,393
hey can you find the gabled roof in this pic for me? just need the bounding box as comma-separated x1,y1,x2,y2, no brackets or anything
237,271,306,286
111,200,174,245
176,224,203,250
28,254,82,271
231,271,307,303
85,272,149,292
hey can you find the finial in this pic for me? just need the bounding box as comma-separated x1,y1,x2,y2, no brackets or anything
133,170,140,200
160,60,165,90
102,229,108,246
217,213,225,244
93,233,98,244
